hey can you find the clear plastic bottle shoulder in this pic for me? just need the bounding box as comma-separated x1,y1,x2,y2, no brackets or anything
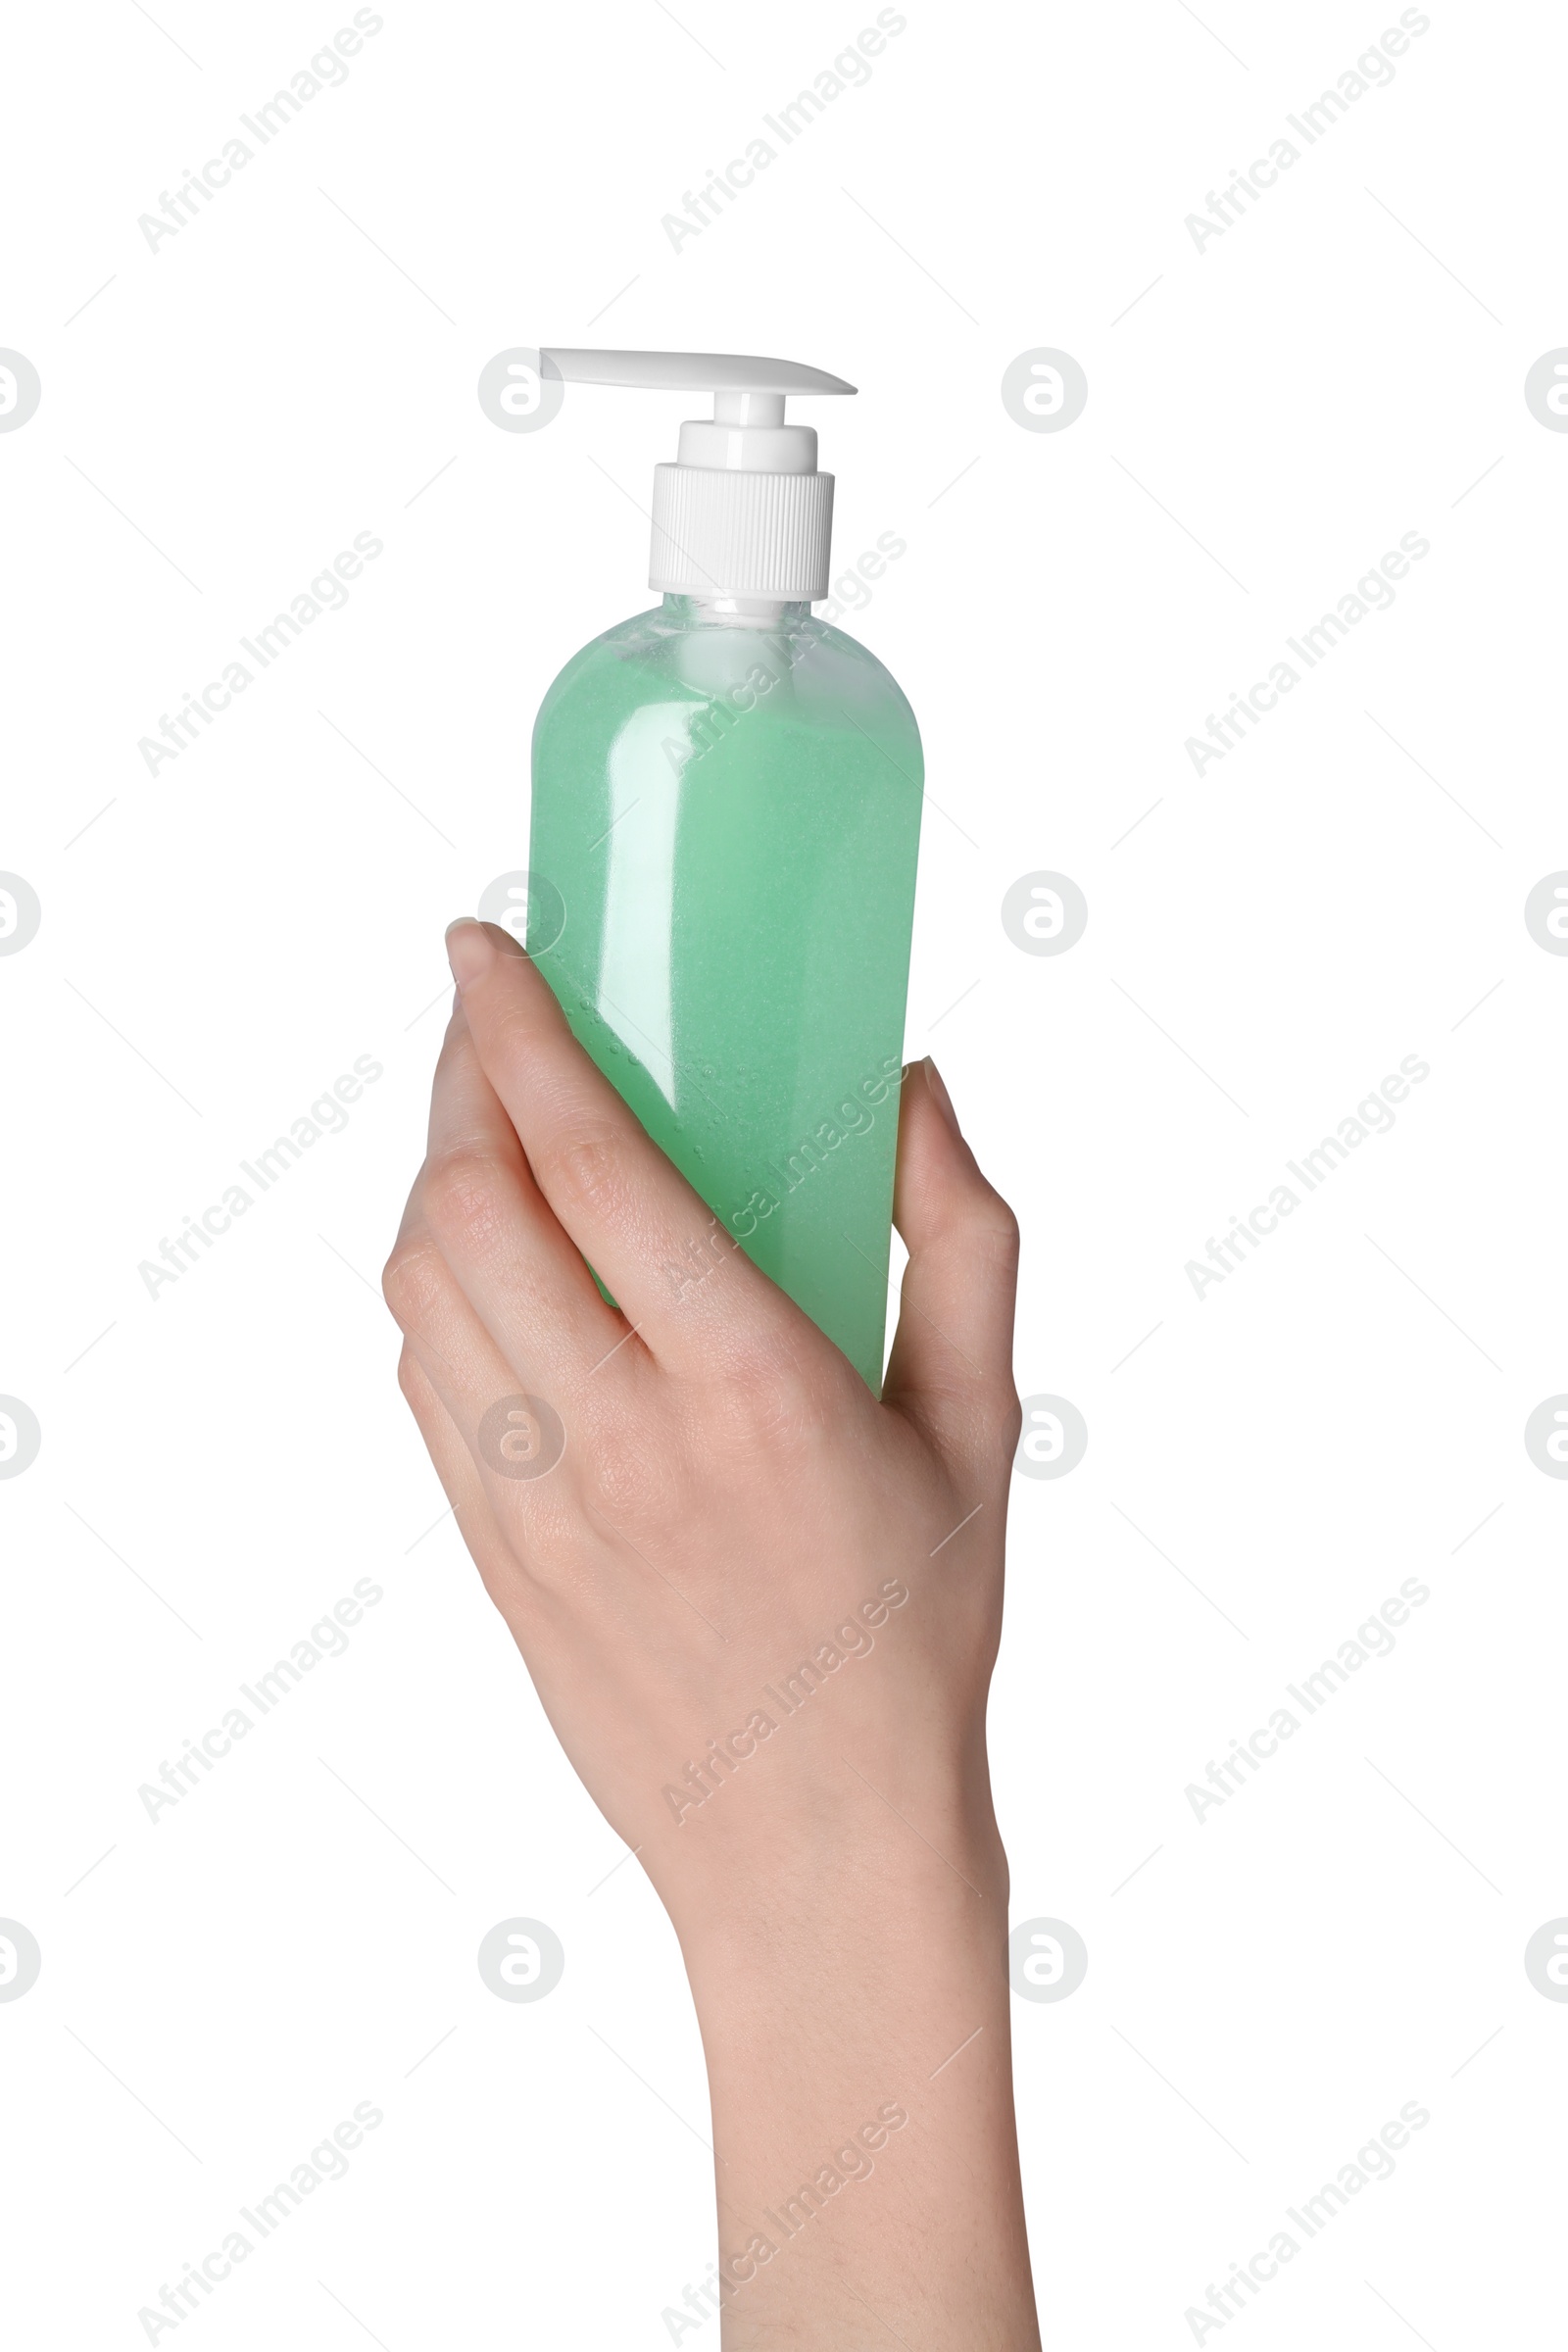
532,597,920,749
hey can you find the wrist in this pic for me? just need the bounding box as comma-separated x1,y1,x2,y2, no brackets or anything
674,1844,1037,2350
657,1716,1007,1950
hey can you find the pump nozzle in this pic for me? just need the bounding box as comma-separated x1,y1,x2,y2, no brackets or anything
537,347,857,605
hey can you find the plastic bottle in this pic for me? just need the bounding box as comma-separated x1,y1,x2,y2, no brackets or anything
526,350,922,1391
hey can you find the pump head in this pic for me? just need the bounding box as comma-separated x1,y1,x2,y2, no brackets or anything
538,348,857,605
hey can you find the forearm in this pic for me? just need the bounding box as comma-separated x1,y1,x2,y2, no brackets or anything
678,1818,1040,2348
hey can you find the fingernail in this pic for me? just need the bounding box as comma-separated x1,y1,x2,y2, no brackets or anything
924,1057,960,1134
445,919,494,993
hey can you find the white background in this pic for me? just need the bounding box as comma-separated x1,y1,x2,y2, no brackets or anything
2,1,1564,2343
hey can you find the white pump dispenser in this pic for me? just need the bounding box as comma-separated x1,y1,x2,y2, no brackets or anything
538,349,856,604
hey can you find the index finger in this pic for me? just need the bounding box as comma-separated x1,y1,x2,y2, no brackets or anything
445,919,799,1372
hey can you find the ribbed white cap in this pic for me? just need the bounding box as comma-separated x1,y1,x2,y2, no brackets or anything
650,465,835,600
535,352,857,611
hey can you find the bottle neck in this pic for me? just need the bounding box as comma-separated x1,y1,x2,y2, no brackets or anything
662,591,812,630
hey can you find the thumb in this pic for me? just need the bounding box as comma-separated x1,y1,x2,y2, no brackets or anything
881,1059,1022,1459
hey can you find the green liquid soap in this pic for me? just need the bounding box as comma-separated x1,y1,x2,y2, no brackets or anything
528,593,923,1391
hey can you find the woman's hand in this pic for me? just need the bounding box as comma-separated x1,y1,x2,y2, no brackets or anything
383,919,1039,2348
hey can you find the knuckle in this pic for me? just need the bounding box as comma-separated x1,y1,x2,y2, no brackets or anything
421,1148,510,1258
957,1176,1019,1263
923,1171,1020,1263
710,1339,845,1457
492,1484,589,1596
534,1125,624,1221
957,1375,1024,1469
380,1232,449,1331
981,1201,1022,1279
924,1381,1021,1484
